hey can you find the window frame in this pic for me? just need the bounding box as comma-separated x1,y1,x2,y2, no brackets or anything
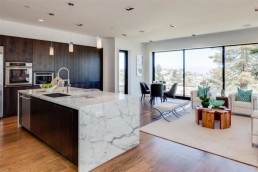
152,42,258,99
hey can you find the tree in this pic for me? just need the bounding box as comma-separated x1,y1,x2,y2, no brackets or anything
209,45,258,93
155,64,164,81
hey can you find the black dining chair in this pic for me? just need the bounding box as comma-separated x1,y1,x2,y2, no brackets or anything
140,82,150,100
149,83,164,105
163,83,178,101
161,81,166,90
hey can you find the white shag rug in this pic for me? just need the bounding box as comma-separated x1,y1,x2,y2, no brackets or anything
140,108,258,167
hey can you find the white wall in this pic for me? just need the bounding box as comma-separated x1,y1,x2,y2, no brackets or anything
144,27,258,83
102,37,115,92
115,38,144,96
0,19,96,47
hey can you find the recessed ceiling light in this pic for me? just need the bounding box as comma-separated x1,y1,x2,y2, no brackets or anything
149,40,153,42
48,13,55,16
169,25,175,28
125,6,134,11
139,30,145,33
192,34,196,36
68,2,74,6
25,6,30,8
77,23,83,26
255,8,258,11
121,34,127,36
38,19,44,22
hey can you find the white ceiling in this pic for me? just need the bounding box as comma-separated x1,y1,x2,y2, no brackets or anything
0,0,258,43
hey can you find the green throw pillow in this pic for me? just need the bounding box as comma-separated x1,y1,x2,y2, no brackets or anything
236,88,252,102
198,86,210,98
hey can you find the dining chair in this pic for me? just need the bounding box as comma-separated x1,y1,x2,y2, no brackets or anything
163,83,178,101
140,82,150,100
149,83,164,105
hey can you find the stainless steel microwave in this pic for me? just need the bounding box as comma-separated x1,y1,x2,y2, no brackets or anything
5,62,33,86
33,72,54,85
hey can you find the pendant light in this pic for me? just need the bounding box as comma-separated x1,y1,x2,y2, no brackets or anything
49,42,54,56
68,2,74,53
96,36,102,49
69,42,74,52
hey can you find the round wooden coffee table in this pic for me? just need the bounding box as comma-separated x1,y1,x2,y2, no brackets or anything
195,107,231,129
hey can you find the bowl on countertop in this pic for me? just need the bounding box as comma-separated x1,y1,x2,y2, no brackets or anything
40,84,57,93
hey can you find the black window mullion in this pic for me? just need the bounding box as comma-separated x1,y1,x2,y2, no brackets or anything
183,49,186,97
222,46,225,91
152,52,155,82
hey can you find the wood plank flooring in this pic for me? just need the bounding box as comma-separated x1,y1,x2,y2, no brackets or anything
0,98,258,172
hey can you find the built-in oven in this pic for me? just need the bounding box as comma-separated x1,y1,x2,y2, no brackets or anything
5,62,32,86
33,72,54,85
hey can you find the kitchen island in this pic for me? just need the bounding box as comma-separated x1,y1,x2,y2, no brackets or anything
18,87,140,171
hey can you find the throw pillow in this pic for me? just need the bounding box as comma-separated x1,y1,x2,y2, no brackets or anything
236,88,252,102
198,86,210,98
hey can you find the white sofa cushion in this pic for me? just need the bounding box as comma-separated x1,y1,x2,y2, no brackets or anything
233,101,252,109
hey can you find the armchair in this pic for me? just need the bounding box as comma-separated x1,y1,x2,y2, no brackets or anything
190,90,212,108
229,93,257,116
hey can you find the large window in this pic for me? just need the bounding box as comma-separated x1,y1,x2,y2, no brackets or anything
153,43,258,99
185,48,222,96
154,51,183,95
225,44,258,94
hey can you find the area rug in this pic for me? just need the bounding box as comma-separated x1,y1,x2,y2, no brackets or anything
140,108,258,167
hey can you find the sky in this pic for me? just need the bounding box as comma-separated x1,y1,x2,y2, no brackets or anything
155,48,222,74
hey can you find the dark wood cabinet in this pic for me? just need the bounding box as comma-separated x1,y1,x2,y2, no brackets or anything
55,104,74,159
4,36,33,62
0,35,3,46
73,45,89,84
72,45,103,90
88,48,102,89
2,35,103,117
54,42,74,82
30,97,78,164
3,86,32,117
30,97,42,136
33,40,55,72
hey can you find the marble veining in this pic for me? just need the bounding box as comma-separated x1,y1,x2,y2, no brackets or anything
18,87,140,172
79,97,139,171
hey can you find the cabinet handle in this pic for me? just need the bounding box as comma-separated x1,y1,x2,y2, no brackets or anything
20,95,31,100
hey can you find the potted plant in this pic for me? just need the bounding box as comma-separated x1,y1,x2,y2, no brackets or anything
199,94,210,108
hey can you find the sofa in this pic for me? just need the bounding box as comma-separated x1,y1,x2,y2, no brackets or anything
229,93,257,116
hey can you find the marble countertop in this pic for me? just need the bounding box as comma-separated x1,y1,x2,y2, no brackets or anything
18,87,130,110
18,87,140,171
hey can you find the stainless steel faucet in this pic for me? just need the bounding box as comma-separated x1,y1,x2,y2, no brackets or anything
57,67,71,93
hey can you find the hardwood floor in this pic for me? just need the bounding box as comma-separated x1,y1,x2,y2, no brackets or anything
0,117,77,172
0,97,258,172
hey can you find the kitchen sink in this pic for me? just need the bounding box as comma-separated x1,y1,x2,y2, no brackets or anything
43,93,70,98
